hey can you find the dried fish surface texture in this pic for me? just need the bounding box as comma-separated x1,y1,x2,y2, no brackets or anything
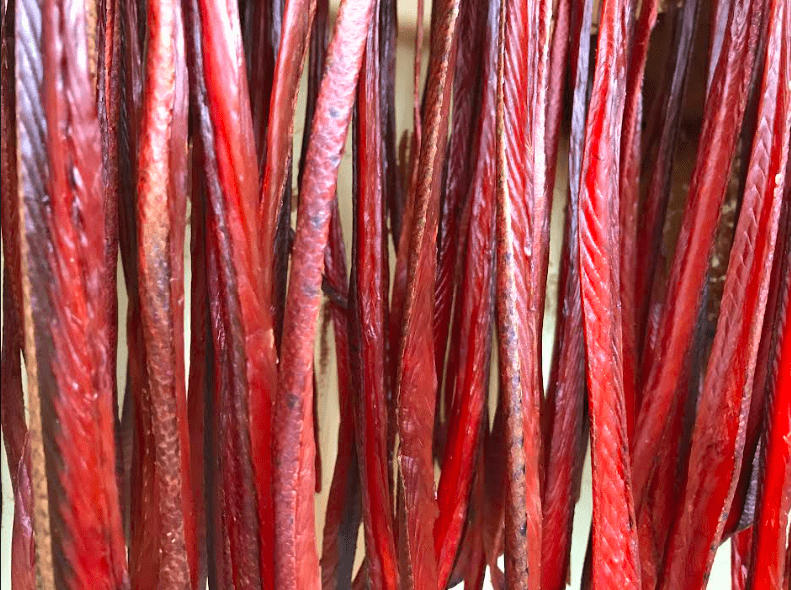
2,1,790,589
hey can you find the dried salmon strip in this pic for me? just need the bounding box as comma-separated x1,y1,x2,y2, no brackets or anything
273,0,375,587
434,0,498,584
348,5,399,589
660,0,789,583
501,0,543,585
5,0,791,588
16,0,129,588
540,0,593,586
577,0,641,585
632,0,766,509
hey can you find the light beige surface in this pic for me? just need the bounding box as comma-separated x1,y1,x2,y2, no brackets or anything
1,2,732,588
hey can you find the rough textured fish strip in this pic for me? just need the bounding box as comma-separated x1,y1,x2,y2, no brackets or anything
136,1,196,586
273,0,374,586
501,0,542,585
494,3,528,583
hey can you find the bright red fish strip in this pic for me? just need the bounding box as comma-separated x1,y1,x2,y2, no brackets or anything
632,0,765,508
197,0,279,585
576,0,641,585
37,1,130,586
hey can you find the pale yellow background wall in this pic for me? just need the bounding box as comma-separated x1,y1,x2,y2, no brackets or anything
1,1,731,587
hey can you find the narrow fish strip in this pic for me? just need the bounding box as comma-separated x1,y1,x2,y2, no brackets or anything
576,0,641,585
273,0,375,586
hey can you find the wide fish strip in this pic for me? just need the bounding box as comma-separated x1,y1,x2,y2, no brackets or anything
660,0,789,583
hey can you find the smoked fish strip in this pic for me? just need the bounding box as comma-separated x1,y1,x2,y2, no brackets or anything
434,0,498,584
576,0,641,586
660,0,790,583
273,0,375,586
632,0,765,507
349,6,399,588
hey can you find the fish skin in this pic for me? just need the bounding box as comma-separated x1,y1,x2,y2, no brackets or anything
135,0,196,586
272,0,375,586
659,0,789,583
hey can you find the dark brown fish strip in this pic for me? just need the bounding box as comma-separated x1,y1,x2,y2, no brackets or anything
187,122,211,590
320,196,360,590
618,0,657,439
501,0,542,585
494,2,528,583
1,0,22,331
